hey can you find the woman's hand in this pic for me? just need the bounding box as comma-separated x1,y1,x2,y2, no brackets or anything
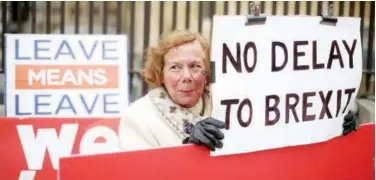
342,110,359,136
183,117,225,151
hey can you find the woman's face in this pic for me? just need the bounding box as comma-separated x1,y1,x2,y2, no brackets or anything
163,40,207,108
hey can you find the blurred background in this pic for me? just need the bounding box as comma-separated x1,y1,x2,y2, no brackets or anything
0,1,374,114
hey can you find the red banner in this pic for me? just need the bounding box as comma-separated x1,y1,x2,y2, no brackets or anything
0,118,120,180
59,124,375,180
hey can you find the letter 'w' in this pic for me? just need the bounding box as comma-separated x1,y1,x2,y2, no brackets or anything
17,124,78,170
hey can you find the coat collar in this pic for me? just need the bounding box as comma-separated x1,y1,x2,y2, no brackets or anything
148,86,212,140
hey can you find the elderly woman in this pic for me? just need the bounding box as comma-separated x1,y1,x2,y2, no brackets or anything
118,30,225,151
118,30,358,152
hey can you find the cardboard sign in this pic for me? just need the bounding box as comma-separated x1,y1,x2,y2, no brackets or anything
210,16,363,156
4,34,129,117
59,124,375,180
0,118,120,180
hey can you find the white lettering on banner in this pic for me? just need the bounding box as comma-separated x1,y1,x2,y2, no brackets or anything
18,170,36,180
80,126,120,155
210,16,362,156
16,124,120,175
17,124,78,170
28,68,107,86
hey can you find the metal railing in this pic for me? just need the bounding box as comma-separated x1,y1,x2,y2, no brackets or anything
1,1,374,102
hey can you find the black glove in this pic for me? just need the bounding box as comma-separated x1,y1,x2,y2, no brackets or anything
182,117,225,151
342,110,359,136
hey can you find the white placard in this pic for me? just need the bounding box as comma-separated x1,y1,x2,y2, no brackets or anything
210,16,362,156
5,34,129,118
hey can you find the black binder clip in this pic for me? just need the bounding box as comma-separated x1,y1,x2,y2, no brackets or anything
245,1,266,26
320,1,337,26
209,61,216,83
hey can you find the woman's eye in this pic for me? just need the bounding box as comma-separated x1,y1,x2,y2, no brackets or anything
170,65,180,70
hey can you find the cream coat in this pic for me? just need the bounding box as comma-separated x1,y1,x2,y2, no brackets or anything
118,87,212,151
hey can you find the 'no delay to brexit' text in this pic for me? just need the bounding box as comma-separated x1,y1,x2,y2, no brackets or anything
219,39,358,130
12,38,124,116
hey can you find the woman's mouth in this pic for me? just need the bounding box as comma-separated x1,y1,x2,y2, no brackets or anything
179,90,195,93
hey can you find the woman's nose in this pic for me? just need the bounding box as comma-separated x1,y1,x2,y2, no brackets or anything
181,68,193,81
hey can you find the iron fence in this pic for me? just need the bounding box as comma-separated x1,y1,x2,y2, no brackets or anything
1,1,374,102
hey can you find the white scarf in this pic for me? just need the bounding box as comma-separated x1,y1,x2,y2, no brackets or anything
148,87,212,140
